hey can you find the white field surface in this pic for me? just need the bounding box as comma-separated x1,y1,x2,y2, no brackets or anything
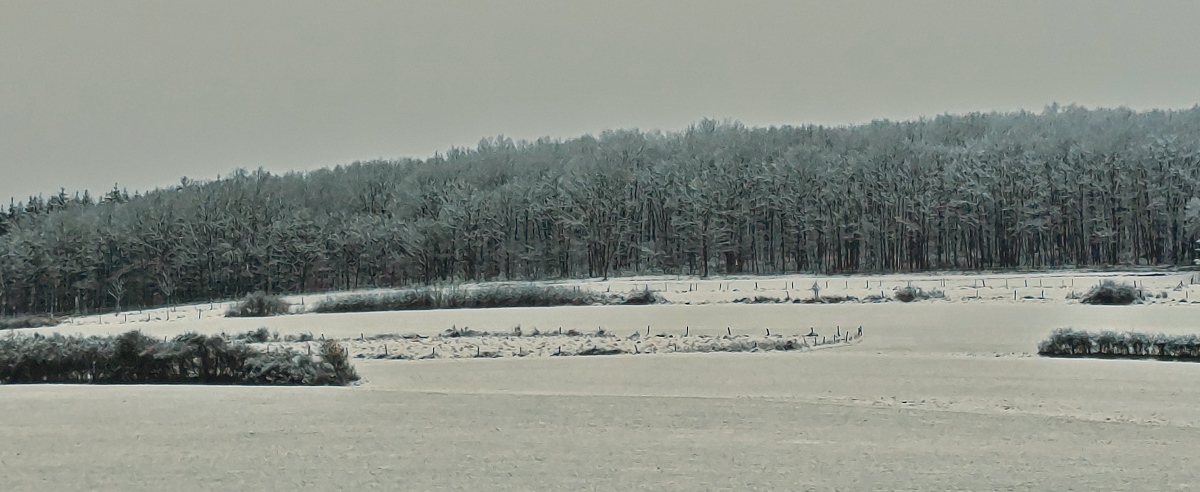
4,270,1200,490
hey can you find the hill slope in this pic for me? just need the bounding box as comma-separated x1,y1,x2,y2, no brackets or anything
3,106,1200,316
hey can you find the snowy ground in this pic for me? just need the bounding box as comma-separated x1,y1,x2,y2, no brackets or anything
34,269,1200,334
3,270,1200,490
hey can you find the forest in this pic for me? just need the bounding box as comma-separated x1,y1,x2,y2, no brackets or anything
3,105,1200,317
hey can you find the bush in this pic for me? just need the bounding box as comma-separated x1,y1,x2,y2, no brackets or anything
1080,280,1144,305
894,286,944,302
0,330,356,385
798,295,856,304
318,339,359,384
284,332,315,342
1038,328,1200,360
578,347,624,356
0,316,61,330
733,296,783,304
226,291,291,317
233,327,277,343
621,290,660,305
443,326,485,337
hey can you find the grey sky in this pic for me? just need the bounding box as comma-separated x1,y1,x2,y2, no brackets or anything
3,1,1199,203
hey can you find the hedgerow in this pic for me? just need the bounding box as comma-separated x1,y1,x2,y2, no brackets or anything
311,285,652,313
1038,328,1200,360
0,330,358,385
0,316,61,330
1079,280,1144,305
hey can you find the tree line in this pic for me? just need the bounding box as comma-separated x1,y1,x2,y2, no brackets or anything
3,104,1200,317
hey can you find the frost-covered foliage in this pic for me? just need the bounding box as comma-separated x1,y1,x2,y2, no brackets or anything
798,295,856,304
0,330,358,385
5,106,1200,317
0,316,60,330
232,327,277,343
226,292,291,317
734,296,788,304
620,290,661,305
318,339,358,383
1080,280,1144,305
893,286,945,302
311,285,633,313
1038,328,1200,360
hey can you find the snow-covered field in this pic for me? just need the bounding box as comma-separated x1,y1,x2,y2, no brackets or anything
20,269,1200,338
4,270,1200,490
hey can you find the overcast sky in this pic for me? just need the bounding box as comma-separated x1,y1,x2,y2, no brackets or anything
3,1,1199,203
